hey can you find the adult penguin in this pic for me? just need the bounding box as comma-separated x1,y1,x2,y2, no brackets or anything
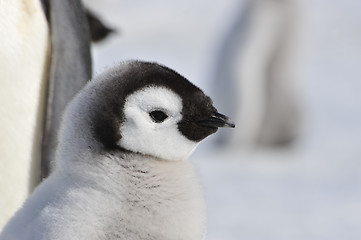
0,0,93,230
212,0,301,147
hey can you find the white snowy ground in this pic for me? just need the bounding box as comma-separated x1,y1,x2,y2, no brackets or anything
85,0,361,239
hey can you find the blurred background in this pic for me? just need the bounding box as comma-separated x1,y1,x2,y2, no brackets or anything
83,0,361,239
1,0,361,239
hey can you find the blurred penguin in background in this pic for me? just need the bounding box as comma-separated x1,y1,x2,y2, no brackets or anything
0,0,112,230
212,0,301,148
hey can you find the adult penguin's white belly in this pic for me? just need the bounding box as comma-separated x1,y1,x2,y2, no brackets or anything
0,0,49,230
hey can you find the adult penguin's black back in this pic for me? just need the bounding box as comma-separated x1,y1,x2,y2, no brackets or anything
40,0,92,179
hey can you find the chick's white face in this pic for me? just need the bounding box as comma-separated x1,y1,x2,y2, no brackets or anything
118,86,198,161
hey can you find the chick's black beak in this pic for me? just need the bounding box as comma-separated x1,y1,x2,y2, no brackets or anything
197,112,235,128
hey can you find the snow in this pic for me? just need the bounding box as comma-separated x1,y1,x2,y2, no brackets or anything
84,0,361,239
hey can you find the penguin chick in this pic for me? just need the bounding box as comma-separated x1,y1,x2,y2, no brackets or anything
0,61,235,240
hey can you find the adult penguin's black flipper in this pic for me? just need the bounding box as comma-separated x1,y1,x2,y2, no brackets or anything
86,10,115,42
41,0,92,180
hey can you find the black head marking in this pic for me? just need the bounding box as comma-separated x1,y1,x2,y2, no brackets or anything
90,61,220,149
178,92,218,141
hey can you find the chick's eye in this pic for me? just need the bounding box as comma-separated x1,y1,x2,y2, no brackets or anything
149,110,168,123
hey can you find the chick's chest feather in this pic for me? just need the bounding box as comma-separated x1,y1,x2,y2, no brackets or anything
93,152,205,213
55,152,206,239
